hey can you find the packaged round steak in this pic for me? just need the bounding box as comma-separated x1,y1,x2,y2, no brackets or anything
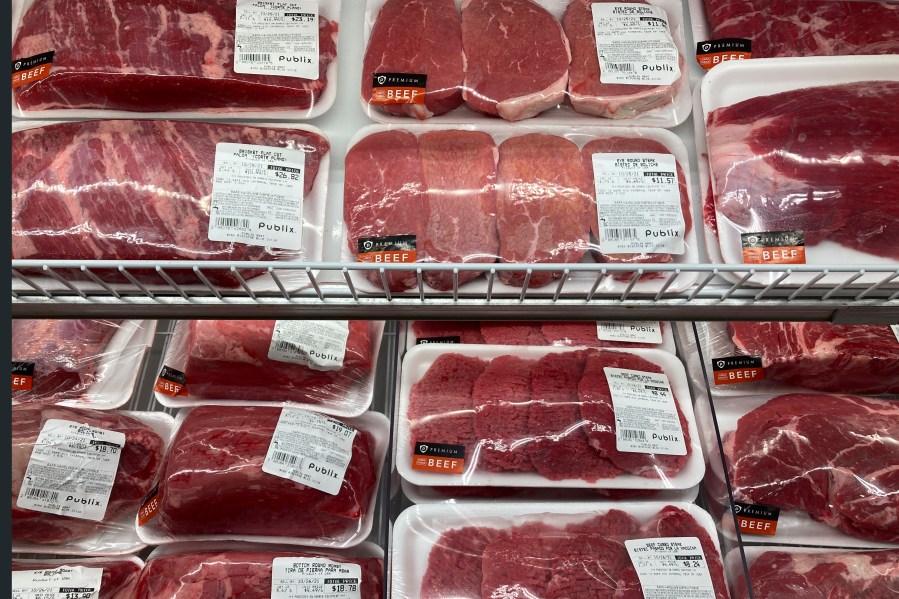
697,57,899,288
155,320,384,417
397,344,704,491
409,320,676,353
679,321,899,398
12,119,330,295
342,124,698,296
137,406,389,548
12,405,175,555
137,541,384,598
11,0,341,119
12,319,155,409
392,502,730,599
12,555,144,599
361,0,692,126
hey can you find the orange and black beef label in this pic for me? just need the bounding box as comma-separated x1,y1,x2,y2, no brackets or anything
412,441,465,474
712,355,764,385
371,73,427,105
741,231,806,265
735,502,780,536
12,361,34,391
12,51,54,89
696,39,751,70
154,365,188,397
357,234,417,264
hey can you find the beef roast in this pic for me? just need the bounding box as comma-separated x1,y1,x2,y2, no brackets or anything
728,393,899,542
496,134,592,288
729,321,899,395
13,0,338,112
461,0,570,120
137,550,384,598
362,0,464,118
12,405,164,546
344,130,424,291
13,559,142,599
155,406,377,540
473,355,536,472
419,130,499,290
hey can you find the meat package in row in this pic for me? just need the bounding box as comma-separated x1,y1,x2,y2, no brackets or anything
362,0,688,123
12,0,339,117
12,405,171,553
136,543,384,598
393,503,729,598
399,344,702,489
344,128,693,292
12,319,155,408
156,320,382,416
137,406,387,548
12,120,329,290
13,556,144,599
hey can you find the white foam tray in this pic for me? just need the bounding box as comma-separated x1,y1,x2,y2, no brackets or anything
397,344,704,490
145,539,384,561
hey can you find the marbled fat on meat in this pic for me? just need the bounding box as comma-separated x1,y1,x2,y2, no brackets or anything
13,0,338,112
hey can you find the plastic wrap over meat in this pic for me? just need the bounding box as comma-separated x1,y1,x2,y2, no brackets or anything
13,557,143,599
12,120,329,286
705,81,899,262
12,0,339,114
137,546,384,599
400,504,728,599
152,406,380,543
728,321,899,395
735,549,899,599
12,405,165,548
726,394,899,543
702,0,899,58
160,320,379,414
412,321,670,349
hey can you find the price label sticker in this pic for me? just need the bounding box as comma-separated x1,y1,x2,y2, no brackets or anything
271,557,362,598
625,537,716,599
13,566,102,599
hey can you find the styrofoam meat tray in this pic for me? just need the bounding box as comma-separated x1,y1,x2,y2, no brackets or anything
397,344,705,490
145,539,385,561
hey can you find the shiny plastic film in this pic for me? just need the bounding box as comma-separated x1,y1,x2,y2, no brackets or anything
12,556,145,599
156,320,383,417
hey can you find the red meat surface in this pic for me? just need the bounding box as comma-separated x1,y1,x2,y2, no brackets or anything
481,534,563,598
473,355,536,472
13,559,142,599
480,322,547,345
421,526,508,599
546,534,631,598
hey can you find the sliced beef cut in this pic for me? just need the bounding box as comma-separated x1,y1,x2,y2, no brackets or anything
12,0,338,113
412,321,486,344
12,319,122,404
419,130,499,290
542,321,664,348
12,405,164,546
180,320,373,404
729,321,899,395
706,81,899,260
582,136,692,267
408,354,487,456
527,350,621,482
578,351,691,478
473,355,535,472
461,0,570,120
729,393,899,543
496,134,593,288
481,534,563,598
545,534,630,599
703,0,899,58
362,0,464,118
155,406,377,540
421,526,507,599
344,130,424,291
736,549,899,599
563,0,683,119
480,322,547,345
137,550,384,599
12,120,328,286
13,559,142,599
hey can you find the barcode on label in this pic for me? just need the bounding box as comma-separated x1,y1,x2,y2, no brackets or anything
24,487,59,502
240,53,271,62
620,429,647,441
274,340,307,355
215,217,251,230
271,451,301,467
604,227,639,241
606,63,635,72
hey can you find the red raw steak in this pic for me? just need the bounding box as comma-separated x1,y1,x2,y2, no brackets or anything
480,322,547,345
473,355,536,472
421,526,507,599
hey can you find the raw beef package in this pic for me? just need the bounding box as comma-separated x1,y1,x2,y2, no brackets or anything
699,0,899,59
13,556,144,599
704,78,899,268
12,405,169,553
392,502,729,599
13,319,155,408
136,542,384,598
12,120,330,288
399,344,702,490
156,320,381,416
344,126,694,293
141,406,387,547
11,0,339,117
725,393,899,543
734,549,899,599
